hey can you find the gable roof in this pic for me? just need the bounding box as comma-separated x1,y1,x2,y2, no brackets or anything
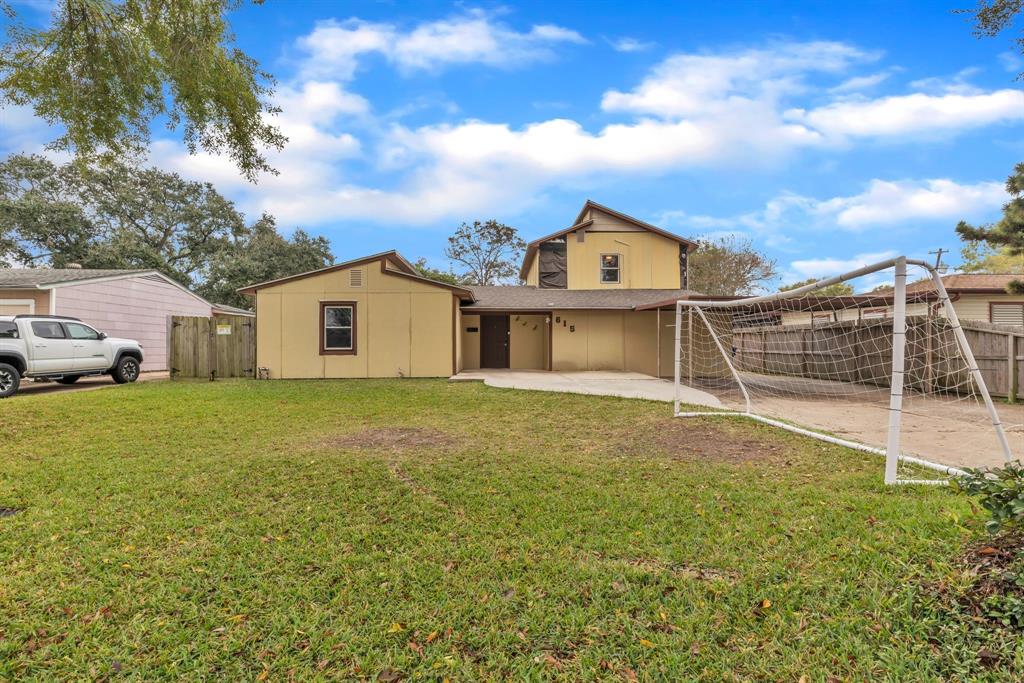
0,268,151,288
236,250,476,300
905,272,1021,294
519,200,698,280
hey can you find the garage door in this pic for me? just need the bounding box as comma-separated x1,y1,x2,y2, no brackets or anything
0,300,34,315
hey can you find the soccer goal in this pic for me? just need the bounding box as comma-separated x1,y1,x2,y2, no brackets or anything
673,256,1015,485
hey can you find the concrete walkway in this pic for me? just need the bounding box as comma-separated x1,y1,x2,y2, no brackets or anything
450,369,722,407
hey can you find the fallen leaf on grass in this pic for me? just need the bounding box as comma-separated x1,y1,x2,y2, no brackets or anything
387,622,405,634
378,668,403,682
638,638,656,648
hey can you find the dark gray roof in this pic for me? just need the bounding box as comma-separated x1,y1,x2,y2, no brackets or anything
0,268,151,288
463,286,699,311
212,302,255,316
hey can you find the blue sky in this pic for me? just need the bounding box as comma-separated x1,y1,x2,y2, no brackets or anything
3,1,1023,285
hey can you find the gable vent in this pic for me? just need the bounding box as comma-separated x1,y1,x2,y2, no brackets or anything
349,269,364,288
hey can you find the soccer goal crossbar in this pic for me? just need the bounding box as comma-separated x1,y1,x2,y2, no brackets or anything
672,256,1015,485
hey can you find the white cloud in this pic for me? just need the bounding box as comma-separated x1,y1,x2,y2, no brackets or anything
788,250,899,280
297,10,585,80
829,70,893,93
819,178,1006,228
785,90,1024,140
999,51,1023,74
609,37,656,53
657,178,1006,253
601,41,875,118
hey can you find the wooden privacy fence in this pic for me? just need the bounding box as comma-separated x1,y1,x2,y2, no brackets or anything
169,315,255,380
724,316,1023,400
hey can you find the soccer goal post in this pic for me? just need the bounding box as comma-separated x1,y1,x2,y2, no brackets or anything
673,256,1015,485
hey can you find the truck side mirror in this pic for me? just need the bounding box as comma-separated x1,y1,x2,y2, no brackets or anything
98,332,107,340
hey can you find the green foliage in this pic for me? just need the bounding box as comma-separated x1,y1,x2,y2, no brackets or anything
0,0,285,180
780,277,854,296
687,235,778,296
959,239,1024,275
955,165,1024,294
412,257,462,285
195,214,333,308
0,153,242,282
444,219,526,285
954,461,1024,533
0,154,333,302
957,0,1024,79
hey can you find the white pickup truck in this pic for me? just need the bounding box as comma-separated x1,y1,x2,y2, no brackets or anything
0,315,144,398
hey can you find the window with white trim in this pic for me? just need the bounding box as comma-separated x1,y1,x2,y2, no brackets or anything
600,254,620,284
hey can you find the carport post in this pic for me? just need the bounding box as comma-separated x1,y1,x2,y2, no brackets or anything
673,301,682,415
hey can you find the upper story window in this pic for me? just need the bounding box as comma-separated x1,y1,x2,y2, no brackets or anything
600,254,620,284
320,302,356,355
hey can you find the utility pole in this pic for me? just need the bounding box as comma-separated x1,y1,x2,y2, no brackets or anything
928,248,948,272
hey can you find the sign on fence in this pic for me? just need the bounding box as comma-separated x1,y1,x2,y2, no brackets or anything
169,315,255,379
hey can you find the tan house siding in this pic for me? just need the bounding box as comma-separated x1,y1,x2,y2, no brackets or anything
566,231,681,290
524,256,539,286
509,314,547,369
255,263,455,378
461,314,481,370
0,288,50,315
550,310,675,374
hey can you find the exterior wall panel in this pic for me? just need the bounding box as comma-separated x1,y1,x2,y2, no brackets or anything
55,276,211,371
253,261,456,379
566,231,681,290
509,314,547,369
0,289,50,314
461,314,481,370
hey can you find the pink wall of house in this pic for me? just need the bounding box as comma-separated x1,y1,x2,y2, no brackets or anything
55,275,212,371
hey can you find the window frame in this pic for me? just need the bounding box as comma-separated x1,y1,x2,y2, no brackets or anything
65,322,101,340
319,301,357,355
30,320,67,339
599,253,621,285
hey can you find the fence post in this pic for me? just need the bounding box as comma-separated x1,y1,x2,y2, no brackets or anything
1010,334,1019,404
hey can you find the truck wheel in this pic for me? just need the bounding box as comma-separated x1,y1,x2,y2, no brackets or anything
56,376,81,385
0,362,20,398
111,356,140,384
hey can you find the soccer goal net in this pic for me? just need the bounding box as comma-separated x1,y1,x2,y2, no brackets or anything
673,256,1015,485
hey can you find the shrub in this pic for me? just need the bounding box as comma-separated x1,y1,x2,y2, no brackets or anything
953,461,1024,534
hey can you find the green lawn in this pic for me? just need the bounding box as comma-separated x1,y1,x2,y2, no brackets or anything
0,380,1018,680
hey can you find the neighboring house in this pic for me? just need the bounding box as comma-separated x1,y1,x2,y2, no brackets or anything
780,273,1024,327
240,200,704,379
0,268,253,371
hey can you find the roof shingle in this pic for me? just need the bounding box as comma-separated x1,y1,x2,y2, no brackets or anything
463,286,699,311
0,268,150,288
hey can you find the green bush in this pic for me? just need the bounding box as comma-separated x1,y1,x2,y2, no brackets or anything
954,461,1024,534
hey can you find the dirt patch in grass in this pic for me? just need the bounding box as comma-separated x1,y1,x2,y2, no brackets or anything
947,529,1024,627
321,427,460,452
623,419,789,465
581,550,738,583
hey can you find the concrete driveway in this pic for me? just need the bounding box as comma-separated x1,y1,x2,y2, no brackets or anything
450,369,721,406
13,371,169,398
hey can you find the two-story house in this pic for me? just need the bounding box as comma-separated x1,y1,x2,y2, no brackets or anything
241,201,700,379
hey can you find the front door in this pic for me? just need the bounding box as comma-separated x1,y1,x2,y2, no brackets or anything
480,315,510,369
